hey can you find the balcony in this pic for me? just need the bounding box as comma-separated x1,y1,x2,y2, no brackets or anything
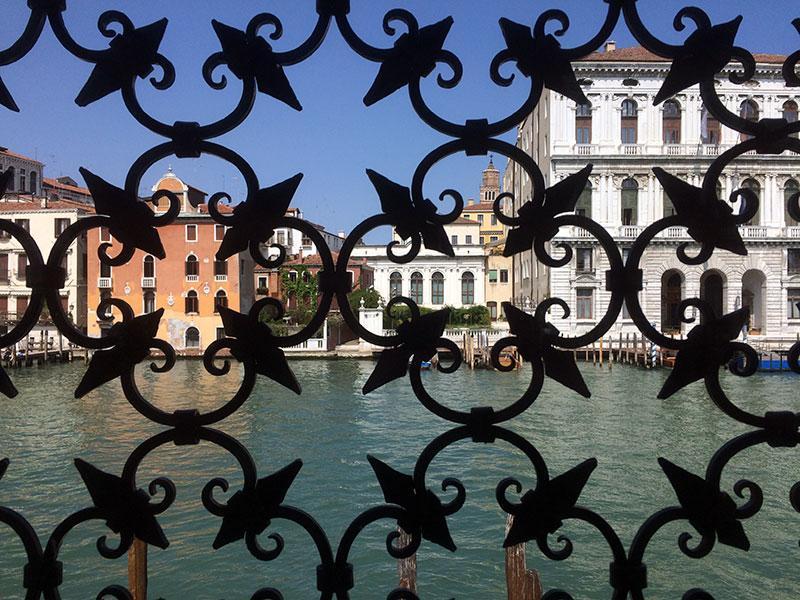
186,274,199,282
620,225,643,238
575,144,594,156
572,227,593,238
740,225,767,239
665,144,683,156
214,274,228,282
621,144,641,156
663,226,689,239
700,144,720,156
141,276,156,288
97,277,112,288
788,227,800,238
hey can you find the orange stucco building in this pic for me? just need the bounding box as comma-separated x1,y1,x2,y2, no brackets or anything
86,170,255,353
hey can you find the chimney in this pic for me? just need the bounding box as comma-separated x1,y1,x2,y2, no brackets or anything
467,198,475,206
605,41,616,53
337,230,345,239
40,196,48,209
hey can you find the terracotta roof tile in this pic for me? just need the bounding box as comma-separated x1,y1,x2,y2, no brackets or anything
0,148,42,163
463,202,496,212
0,199,95,213
43,177,90,196
253,251,371,272
580,46,785,65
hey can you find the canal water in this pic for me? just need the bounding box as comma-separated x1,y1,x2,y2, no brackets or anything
0,360,798,598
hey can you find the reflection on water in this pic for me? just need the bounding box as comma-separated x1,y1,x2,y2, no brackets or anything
0,360,798,598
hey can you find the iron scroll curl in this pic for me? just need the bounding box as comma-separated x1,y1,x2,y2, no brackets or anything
0,1,797,598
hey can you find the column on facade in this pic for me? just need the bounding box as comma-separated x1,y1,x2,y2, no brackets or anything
563,95,572,148
646,94,657,150
721,95,736,146
769,174,780,227
684,94,693,147
646,174,656,224
762,174,772,226
684,272,701,306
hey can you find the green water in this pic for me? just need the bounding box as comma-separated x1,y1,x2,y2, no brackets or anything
0,360,798,599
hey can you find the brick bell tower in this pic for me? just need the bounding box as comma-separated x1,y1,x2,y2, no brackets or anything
480,156,500,202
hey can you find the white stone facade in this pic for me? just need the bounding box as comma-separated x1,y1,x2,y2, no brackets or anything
0,148,44,197
265,207,345,259
0,199,89,333
508,47,800,343
352,220,486,309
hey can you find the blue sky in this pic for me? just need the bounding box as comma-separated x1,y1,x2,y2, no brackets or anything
1,1,798,240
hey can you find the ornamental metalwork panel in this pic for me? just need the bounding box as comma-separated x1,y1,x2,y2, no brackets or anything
0,1,798,598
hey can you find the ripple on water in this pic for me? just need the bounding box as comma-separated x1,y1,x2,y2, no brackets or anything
0,361,798,598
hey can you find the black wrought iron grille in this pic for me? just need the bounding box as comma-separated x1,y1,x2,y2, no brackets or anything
1,0,799,598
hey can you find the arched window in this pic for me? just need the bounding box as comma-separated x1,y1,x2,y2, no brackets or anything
29,171,37,194
740,99,759,141
461,271,475,305
214,290,228,313
213,258,227,278
576,182,592,218
5,167,14,191
663,99,681,143
185,327,200,349
576,102,591,144
143,291,155,314
661,271,683,333
410,272,423,304
185,290,198,314
740,178,761,225
99,260,111,278
785,179,799,226
621,178,638,226
701,105,721,145
389,272,402,298
143,255,155,278
185,254,199,279
621,99,638,144
784,100,798,138
431,272,444,305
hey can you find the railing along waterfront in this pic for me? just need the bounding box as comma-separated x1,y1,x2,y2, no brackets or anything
0,1,799,599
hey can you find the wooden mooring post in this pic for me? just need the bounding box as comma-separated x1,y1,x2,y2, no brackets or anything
505,514,542,599
128,538,147,600
397,528,417,594
396,517,542,599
